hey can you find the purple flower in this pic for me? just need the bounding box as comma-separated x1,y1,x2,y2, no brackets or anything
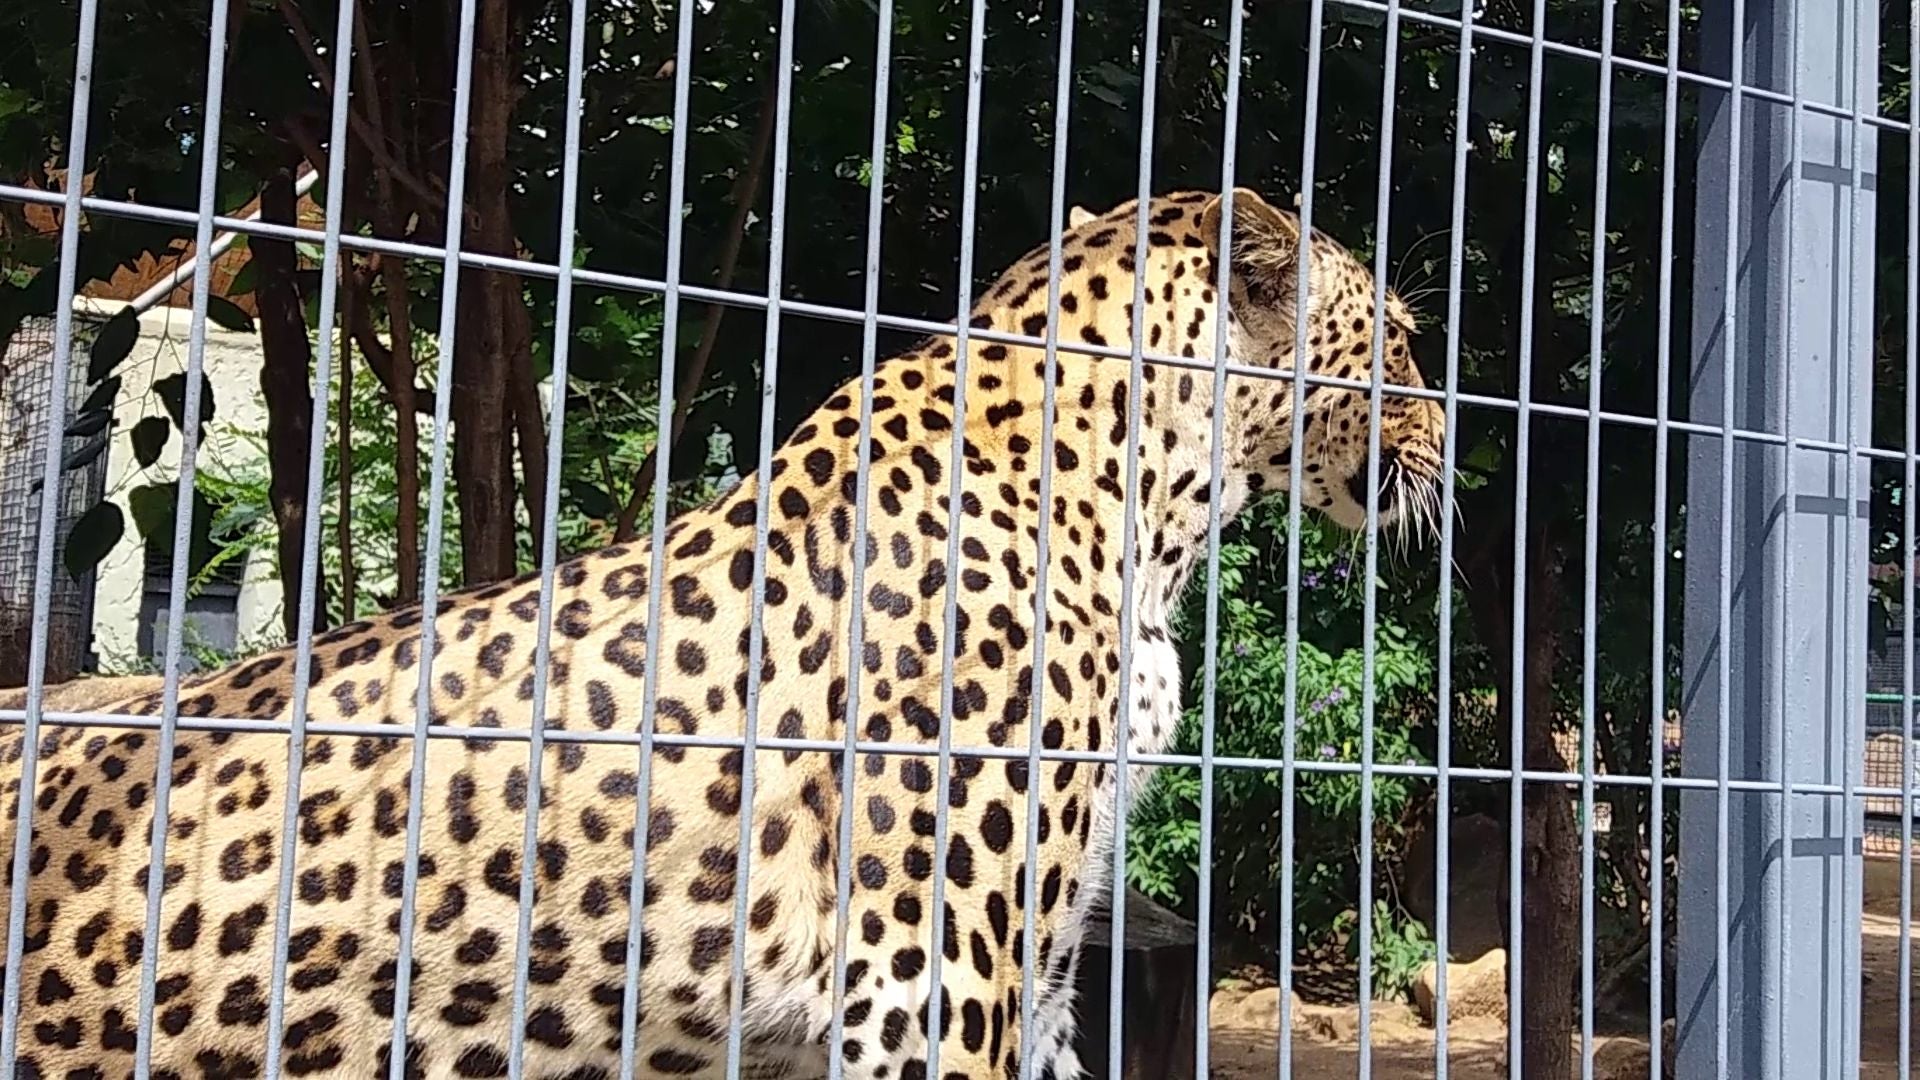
1332,558,1351,581
1233,642,1251,658
1307,686,1346,714
1301,570,1323,589
1318,745,1338,760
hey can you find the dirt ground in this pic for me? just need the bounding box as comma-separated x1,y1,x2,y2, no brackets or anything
1205,854,1920,1079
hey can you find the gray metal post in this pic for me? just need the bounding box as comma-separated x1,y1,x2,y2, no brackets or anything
1679,1,1877,1077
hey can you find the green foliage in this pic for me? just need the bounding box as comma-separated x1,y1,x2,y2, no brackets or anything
1362,903,1437,1000
62,502,123,583
1128,499,1439,993
130,417,170,469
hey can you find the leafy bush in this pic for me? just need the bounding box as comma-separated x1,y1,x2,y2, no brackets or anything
1127,499,1436,992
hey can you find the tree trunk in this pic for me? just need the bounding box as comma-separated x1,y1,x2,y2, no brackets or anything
447,0,524,584
1517,537,1578,1079
1447,179,1582,1076
254,158,324,639
1074,890,1199,1080
1464,521,1578,1079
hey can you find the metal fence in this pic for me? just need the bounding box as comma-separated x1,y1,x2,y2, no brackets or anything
0,313,108,686
0,0,1909,1079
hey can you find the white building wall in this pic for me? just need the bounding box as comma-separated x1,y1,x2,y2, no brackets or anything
86,302,284,669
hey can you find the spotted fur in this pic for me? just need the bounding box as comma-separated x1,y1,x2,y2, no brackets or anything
0,188,1442,1079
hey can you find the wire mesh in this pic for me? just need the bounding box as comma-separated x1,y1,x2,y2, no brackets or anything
0,313,108,685
0,2,1908,1080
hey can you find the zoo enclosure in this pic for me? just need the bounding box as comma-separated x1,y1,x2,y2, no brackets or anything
0,0,1910,1079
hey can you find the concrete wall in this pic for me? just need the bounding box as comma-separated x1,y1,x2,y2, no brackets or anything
86,301,284,670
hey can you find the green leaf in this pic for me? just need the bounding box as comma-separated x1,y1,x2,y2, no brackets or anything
80,375,122,415
0,86,32,120
127,483,175,542
226,261,257,297
60,436,107,474
203,295,254,332
154,372,216,432
65,407,113,440
569,482,617,520
63,501,124,582
88,308,140,382
131,416,171,468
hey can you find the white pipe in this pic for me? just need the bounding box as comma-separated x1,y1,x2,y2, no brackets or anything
125,167,320,316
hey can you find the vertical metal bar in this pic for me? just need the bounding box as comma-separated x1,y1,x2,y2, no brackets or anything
917,0,990,1068
1835,14,1868,1070
1192,0,1248,1074
386,0,481,1069
262,0,361,1069
824,0,895,1074
1577,6,1617,1076
1901,3,1918,1069
1102,0,1165,1073
1506,1,1551,1072
503,0,590,1073
615,0,698,1071
722,0,798,1072
0,0,100,1070
1352,0,1406,1071
1009,2,1075,1075
898,0,990,1068
134,1,238,1069
917,0,990,1060
1431,0,1481,1072
1277,2,1330,1075
1770,2,1804,1072
1646,0,1682,1073
1711,5,1748,1073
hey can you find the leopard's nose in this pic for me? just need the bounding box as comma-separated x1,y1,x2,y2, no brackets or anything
1344,447,1401,516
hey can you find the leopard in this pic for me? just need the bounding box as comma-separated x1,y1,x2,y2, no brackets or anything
0,185,1443,1079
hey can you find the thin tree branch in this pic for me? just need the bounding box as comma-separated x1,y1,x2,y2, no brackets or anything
341,263,439,415
585,393,622,520
337,268,358,619
509,319,548,556
383,242,424,606
274,0,444,209
613,64,781,541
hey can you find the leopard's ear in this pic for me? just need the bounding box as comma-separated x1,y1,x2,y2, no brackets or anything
1200,187,1303,300
1068,205,1097,229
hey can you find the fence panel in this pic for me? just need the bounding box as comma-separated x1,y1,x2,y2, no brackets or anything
0,2,1909,1079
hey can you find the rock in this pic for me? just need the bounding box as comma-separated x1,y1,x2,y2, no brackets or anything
1206,985,1352,1041
1209,985,1291,1030
1411,948,1507,1025
1606,1019,1676,1080
1291,998,1353,1043
1591,1035,1648,1078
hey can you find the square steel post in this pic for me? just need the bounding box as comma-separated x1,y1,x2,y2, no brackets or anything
1679,1,1877,1077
